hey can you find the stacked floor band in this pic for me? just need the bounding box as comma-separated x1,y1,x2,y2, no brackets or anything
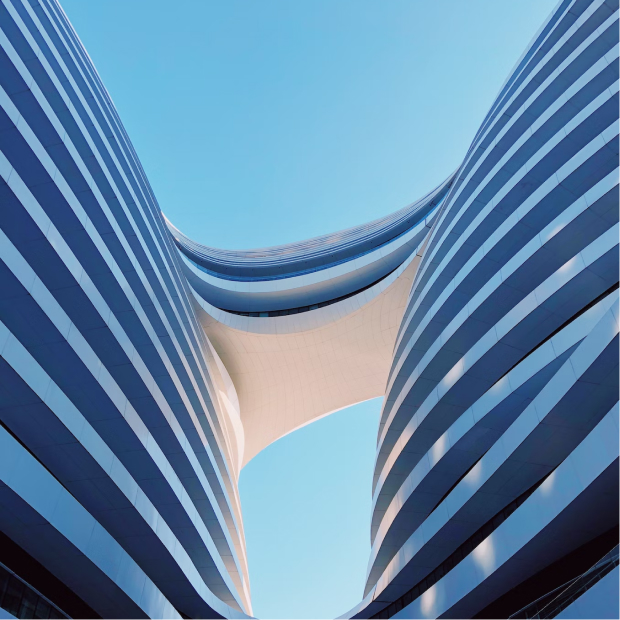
0,0,617,618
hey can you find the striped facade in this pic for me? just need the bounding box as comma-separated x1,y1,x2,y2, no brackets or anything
351,0,620,617
0,0,251,617
0,0,617,619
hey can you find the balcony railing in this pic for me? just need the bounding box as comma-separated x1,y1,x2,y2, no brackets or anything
0,561,69,619
510,544,619,619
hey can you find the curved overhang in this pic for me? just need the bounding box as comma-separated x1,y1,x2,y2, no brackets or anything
163,180,453,465
192,247,424,466
166,176,453,314
175,214,432,314
167,175,452,281
2,1,616,618
180,211,436,465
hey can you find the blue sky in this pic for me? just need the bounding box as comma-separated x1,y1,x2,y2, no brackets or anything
60,1,558,618
240,400,380,619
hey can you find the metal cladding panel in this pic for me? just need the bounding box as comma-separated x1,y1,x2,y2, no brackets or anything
0,0,252,617
0,0,617,619
362,0,619,617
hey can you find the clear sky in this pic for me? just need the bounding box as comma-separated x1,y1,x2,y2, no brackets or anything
240,400,380,619
60,1,558,618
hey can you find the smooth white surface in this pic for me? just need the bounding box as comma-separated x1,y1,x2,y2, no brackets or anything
193,252,424,466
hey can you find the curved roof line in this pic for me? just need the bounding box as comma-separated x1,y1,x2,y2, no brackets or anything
166,173,455,281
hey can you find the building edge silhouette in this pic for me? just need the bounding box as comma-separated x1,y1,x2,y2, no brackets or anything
0,0,617,618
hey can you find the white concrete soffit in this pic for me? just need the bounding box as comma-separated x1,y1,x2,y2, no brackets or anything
189,239,428,466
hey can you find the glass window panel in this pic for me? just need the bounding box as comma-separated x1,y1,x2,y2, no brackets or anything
3,576,24,616
19,588,38,619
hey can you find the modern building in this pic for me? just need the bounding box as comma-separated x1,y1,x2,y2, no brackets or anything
0,0,617,618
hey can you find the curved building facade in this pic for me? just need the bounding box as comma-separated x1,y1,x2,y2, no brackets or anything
0,0,617,619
